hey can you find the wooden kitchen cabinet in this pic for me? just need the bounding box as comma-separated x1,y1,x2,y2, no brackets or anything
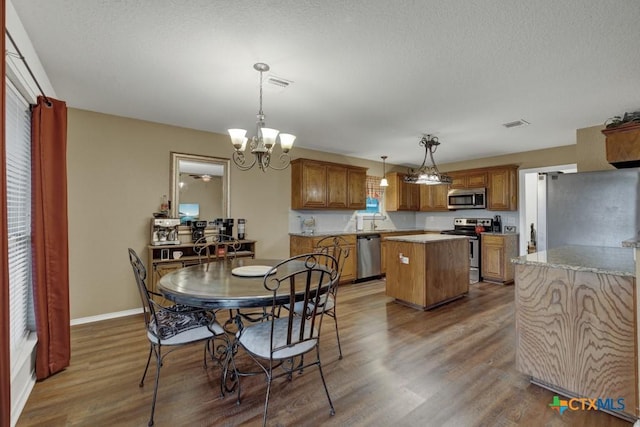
289,234,357,283
481,233,518,283
385,172,420,211
602,123,640,168
515,261,637,419
419,184,450,211
487,165,518,211
291,158,367,210
449,170,488,189
384,236,469,309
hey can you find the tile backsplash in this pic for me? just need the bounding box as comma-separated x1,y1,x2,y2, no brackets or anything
290,209,519,234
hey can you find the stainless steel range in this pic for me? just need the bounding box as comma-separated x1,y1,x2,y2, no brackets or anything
441,218,492,282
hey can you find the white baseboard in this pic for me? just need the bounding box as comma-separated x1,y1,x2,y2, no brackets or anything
70,307,143,326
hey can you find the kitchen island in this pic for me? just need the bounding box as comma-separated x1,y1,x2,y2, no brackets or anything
512,245,638,422
384,234,469,310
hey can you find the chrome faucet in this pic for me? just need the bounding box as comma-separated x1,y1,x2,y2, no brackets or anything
370,215,378,230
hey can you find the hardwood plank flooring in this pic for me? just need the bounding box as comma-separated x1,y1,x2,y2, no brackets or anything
17,280,633,426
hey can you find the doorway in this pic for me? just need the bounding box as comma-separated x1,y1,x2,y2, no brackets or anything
517,164,577,255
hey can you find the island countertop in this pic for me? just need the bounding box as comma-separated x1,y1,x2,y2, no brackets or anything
383,234,468,244
289,228,444,237
511,245,635,277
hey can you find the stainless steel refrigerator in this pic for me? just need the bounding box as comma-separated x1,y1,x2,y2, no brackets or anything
536,168,640,251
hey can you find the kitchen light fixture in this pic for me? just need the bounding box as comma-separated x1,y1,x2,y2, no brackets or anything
380,156,389,187
228,63,295,171
404,134,452,185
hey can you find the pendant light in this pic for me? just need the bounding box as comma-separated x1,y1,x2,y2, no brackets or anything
404,134,452,185
380,156,389,187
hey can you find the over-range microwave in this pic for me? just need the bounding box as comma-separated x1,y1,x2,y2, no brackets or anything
447,188,486,209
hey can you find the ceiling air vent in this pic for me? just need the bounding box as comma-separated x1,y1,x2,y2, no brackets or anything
266,74,293,89
502,119,530,129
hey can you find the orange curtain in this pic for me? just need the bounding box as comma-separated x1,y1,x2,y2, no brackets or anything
1,0,10,424
32,96,70,379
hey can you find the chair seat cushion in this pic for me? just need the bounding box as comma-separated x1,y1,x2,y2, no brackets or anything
149,305,222,341
292,294,335,315
238,317,318,360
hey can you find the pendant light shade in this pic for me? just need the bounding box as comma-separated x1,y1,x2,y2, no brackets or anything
380,155,389,187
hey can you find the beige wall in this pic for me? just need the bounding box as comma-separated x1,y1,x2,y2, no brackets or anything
67,108,386,319
576,124,614,172
68,108,607,319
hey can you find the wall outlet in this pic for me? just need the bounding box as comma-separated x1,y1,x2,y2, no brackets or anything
400,256,409,264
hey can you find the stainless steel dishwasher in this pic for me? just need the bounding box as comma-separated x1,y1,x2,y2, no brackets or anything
357,234,382,280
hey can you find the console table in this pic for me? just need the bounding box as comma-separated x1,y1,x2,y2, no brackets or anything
147,240,256,293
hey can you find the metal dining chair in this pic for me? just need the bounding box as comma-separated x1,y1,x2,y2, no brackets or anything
127,248,229,426
288,235,349,359
232,252,340,426
193,234,241,268
193,235,268,326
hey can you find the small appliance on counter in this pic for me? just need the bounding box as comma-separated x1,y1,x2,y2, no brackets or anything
492,215,502,233
191,220,208,242
237,218,246,240
213,218,235,241
150,218,181,246
223,218,234,241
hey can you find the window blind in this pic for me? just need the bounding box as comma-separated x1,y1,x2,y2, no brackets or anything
5,78,33,364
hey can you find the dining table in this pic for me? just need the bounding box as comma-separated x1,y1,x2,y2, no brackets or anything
157,256,337,393
157,257,335,310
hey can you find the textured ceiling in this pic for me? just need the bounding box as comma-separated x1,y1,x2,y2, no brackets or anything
10,0,640,167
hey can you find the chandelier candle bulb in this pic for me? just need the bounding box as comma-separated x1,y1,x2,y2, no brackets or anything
229,129,247,150
260,128,279,149
279,133,296,153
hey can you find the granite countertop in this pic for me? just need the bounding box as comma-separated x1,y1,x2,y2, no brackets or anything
384,234,469,244
289,228,444,237
511,245,635,277
480,232,519,236
622,235,640,248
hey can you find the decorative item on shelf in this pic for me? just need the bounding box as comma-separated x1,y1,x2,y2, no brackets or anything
380,155,389,187
404,134,452,185
228,62,295,172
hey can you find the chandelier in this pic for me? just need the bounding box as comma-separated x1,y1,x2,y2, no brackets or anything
228,63,295,171
404,134,452,185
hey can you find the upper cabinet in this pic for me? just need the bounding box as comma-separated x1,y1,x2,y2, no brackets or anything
291,158,367,210
449,170,488,189
419,184,450,212
487,165,518,211
385,172,419,211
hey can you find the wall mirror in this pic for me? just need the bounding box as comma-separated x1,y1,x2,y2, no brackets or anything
170,152,230,224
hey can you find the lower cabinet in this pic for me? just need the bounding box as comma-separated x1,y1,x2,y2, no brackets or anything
515,263,637,419
289,235,357,283
481,233,518,283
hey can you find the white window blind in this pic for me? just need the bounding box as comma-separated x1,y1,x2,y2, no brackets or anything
5,78,34,365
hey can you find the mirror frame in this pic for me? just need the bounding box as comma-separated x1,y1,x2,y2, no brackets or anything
169,152,231,221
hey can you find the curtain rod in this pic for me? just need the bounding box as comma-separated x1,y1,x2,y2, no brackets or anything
5,29,52,106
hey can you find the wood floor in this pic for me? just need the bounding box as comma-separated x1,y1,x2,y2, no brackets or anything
17,280,634,427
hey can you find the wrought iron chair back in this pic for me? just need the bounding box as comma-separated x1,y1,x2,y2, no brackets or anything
193,234,241,267
233,252,339,426
127,248,227,426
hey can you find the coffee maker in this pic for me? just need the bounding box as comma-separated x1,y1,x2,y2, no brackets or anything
191,220,207,242
223,218,234,241
150,218,181,246
214,218,234,241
